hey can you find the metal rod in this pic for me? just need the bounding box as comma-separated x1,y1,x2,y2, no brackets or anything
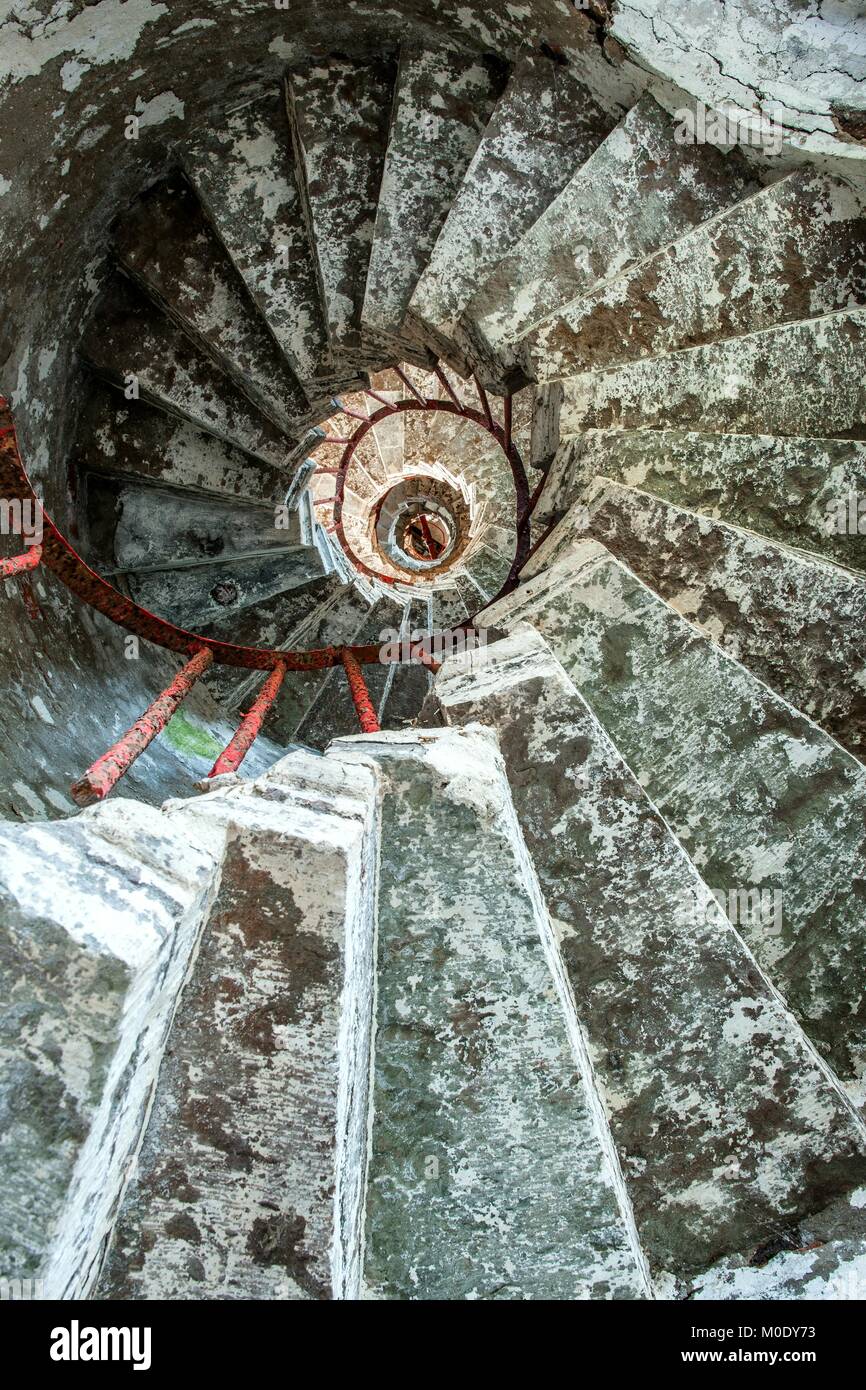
208,662,287,778
70,647,215,807
504,394,513,456
394,366,426,405
0,544,42,578
365,389,399,413
474,376,494,430
341,648,380,733
331,396,368,422
434,364,462,409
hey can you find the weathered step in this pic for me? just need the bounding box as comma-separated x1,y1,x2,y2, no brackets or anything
287,56,396,355
331,726,647,1300
295,595,403,748
197,574,344,711
410,51,613,336
433,629,866,1291
534,428,866,574
430,583,468,631
109,483,303,571
467,93,757,354
463,543,509,604
72,385,293,507
263,583,376,742
482,540,866,1093
570,478,866,758
362,44,505,336
526,170,866,381
377,597,434,729
183,93,331,388
0,800,218,1297
113,173,313,432
97,752,379,1299
123,544,326,632
559,309,866,438
82,278,304,472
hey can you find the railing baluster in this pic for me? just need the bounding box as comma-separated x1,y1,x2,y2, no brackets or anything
474,376,494,430
394,366,427,405
70,647,214,806
341,648,380,733
208,662,287,778
365,389,400,413
0,544,42,578
434,364,462,409
504,394,513,456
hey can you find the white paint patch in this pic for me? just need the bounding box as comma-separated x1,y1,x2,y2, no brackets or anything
1,1,169,87
31,695,55,725
134,90,184,127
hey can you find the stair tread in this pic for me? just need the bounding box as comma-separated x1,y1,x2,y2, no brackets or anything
113,174,313,431
362,45,505,335
528,169,866,380
287,56,396,354
184,93,331,387
572,477,866,757
330,726,647,1300
559,308,866,439
468,92,758,353
82,278,301,471
411,52,614,334
534,428,866,575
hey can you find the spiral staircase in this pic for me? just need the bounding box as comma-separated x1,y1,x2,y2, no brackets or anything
3,33,866,1304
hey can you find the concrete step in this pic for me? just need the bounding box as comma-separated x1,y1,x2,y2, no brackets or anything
362,44,504,336
534,428,866,575
72,385,294,508
198,574,345,711
467,93,757,355
82,278,303,473
432,629,866,1292
183,92,331,388
410,51,614,336
0,800,219,1297
331,726,647,1300
263,583,377,742
558,309,866,438
295,595,403,748
526,170,866,381
96,751,380,1299
287,56,396,355
113,173,313,432
481,539,866,1098
570,478,866,758
123,544,327,632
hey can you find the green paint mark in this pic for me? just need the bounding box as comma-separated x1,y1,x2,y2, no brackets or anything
163,710,223,761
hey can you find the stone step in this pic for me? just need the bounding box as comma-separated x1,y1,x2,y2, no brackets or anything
0,800,219,1297
263,583,377,742
376,597,433,729
123,544,327,633
432,628,866,1292
466,93,757,355
198,574,345,711
410,51,614,336
481,539,866,1096
526,170,866,382
71,385,295,508
287,56,396,355
295,596,403,749
113,174,313,432
463,543,509,604
430,585,469,630
533,428,866,575
330,726,647,1300
97,751,380,1299
558,309,866,438
82,278,303,473
362,44,504,336
110,484,302,571
570,478,866,758
183,93,331,389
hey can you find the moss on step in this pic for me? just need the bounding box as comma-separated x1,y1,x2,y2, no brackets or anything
163,710,223,761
